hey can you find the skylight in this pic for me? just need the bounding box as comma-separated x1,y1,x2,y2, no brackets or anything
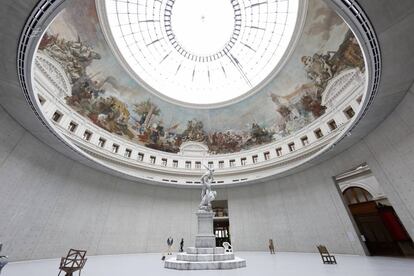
103,0,299,105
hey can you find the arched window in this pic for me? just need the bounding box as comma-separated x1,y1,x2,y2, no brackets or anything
343,187,373,205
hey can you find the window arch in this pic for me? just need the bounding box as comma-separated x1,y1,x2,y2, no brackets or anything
343,187,373,205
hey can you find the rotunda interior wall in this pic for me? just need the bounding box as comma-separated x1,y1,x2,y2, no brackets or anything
1,85,414,261
2,0,414,263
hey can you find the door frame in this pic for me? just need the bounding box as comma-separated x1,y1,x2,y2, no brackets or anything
333,176,371,256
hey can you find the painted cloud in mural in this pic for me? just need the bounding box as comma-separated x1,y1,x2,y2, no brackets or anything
37,0,365,154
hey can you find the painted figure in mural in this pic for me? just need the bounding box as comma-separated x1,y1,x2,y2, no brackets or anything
199,166,216,212
0,244,8,275
301,31,364,91
182,120,206,142
39,34,101,83
302,53,335,88
330,30,365,72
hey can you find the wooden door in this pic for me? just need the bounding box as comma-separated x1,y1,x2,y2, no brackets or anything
350,202,403,256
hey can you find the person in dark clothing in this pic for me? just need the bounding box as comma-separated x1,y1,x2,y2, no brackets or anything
179,238,184,252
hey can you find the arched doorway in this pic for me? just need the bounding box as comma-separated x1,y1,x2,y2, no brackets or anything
335,163,414,257
342,186,414,256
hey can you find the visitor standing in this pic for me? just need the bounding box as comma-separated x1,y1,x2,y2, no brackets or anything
167,236,174,255
179,238,184,252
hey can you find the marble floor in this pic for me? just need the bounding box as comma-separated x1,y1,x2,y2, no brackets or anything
4,252,414,276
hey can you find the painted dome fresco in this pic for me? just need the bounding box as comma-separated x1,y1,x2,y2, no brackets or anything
30,0,371,185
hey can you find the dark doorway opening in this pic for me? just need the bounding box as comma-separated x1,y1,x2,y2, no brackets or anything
336,163,414,257
212,200,231,247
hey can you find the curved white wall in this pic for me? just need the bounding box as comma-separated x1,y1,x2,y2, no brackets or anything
1,86,414,261
0,105,199,261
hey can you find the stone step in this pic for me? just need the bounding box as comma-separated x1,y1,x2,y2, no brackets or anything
165,257,246,270
186,247,224,254
176,253,235,262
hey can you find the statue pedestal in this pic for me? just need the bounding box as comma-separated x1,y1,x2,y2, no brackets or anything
165,210,246,270
195,211,216,248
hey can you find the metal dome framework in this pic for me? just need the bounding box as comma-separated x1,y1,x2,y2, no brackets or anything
99,0,302,106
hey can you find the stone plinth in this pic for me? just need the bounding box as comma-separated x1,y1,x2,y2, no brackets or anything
177,252,235,262
186,247,224,254
164,256,246,270
165,210,246,270
195,211,216,248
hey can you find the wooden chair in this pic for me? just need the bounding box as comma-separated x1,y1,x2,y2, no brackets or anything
317,245,337,264
58,249,87,276
0,243,9,275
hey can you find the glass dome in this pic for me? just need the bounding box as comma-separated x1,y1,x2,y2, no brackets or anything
103,0,299,105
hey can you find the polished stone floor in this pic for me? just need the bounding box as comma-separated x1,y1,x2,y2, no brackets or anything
4,252,414,276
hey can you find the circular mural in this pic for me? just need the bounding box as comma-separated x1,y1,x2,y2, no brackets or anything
21,0,377,185
33,0,367,156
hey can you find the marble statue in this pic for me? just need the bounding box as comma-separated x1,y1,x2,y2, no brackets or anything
199,190,217,211
165,166,246,270
199,166,216,212
0,244,8,275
